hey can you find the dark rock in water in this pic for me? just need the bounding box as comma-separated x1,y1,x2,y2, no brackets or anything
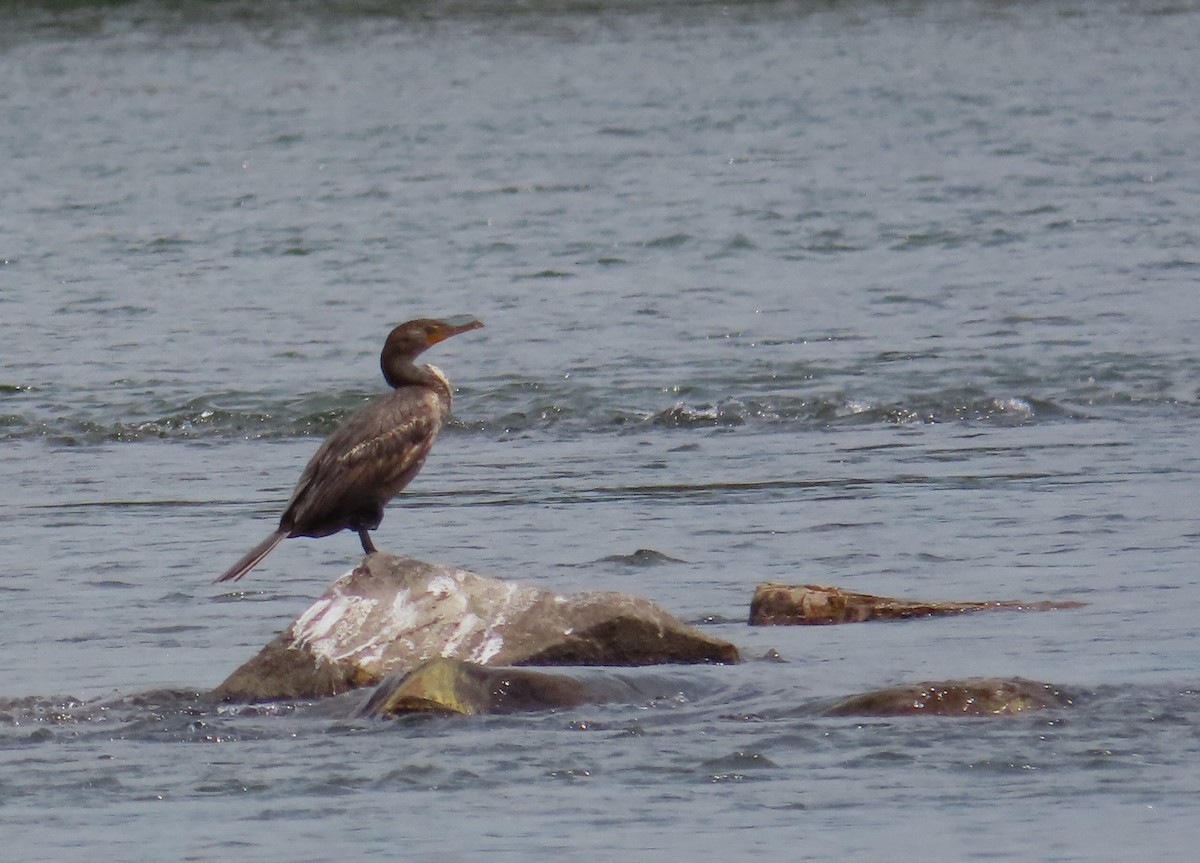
825,677,1072,717
749,582,1085,626
215,553,740,703
360,657,657,717
596,548,686,566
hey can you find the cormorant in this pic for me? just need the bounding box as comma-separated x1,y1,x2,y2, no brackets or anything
215,315,483,583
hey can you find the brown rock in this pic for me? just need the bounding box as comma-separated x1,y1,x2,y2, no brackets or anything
215,553,739,702
825,677,1073,717
360,658,656,718
749,582,1085,626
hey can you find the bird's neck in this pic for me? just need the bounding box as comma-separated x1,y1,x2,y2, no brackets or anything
383,359,451,399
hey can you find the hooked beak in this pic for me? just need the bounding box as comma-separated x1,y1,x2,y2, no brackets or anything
430,315,484,345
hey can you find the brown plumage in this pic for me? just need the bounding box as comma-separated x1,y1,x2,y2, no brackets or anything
215,316,483,583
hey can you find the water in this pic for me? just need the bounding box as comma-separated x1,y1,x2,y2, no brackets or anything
3,0,1200,859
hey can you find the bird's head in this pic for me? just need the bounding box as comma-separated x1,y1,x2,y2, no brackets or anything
381,316,483,387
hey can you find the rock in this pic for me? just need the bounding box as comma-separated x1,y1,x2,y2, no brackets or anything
749,582,1085,625
825,677,1072,717
359,657,660,717
215,553,739,702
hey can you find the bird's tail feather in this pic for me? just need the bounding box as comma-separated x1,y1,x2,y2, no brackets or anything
214,529,288,584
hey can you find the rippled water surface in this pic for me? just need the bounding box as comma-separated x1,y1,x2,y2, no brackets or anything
3,1,1200,860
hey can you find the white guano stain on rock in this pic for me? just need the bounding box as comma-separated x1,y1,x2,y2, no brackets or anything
384,589,420,636
294,594,380,663
427,572,465,598
483,581,523,630
440,612,484,657
471,634,505,664
353,589,433,671
293,597,335,638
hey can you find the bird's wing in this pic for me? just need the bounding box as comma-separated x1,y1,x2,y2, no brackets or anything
281,389,446,533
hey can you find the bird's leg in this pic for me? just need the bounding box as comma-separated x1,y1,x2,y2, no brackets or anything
358,528,377,554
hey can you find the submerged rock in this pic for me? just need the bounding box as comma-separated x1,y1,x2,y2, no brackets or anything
360,657,659,718
825,677,1072,717
595,548,686,566
215,553,739,702
749,582,1085,626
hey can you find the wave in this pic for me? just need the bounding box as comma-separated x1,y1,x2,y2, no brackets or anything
0,391,366,446
0,378,1171,445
